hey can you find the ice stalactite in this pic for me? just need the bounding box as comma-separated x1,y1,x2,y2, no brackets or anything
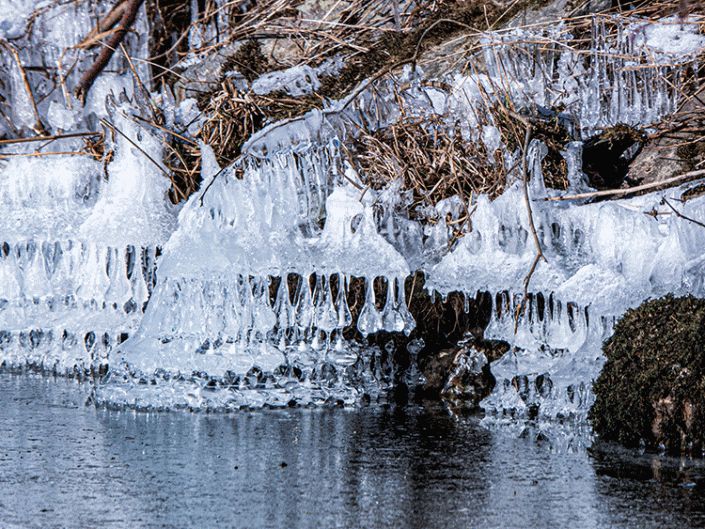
92,16,705,410
104,134,416,407
476,16,703,138
0,102,177,374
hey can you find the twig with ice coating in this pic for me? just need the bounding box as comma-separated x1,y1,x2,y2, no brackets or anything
544,169,705,201
0,41,46,136
515,115,547,333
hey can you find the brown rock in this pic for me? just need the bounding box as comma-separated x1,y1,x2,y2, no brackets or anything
627,86,705,186
421,342,497,407
440,346,495,407
421,347,458,396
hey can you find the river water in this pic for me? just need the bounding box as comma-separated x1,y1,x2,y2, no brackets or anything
2,373,705,529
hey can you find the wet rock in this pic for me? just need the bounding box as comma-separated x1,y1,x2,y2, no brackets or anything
625,137,687,187
590,295,705,455
440,347,495,407
473,338,510,364
421,347,457,396
627,86,705,186
421,341,497,408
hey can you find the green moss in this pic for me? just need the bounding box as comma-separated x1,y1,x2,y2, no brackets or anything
589,295,705,453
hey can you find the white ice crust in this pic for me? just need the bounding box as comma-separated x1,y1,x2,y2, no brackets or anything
1,5,704,415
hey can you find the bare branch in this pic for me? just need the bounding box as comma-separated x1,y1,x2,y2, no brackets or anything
76,0,129,49
515,124,546,334
74,0,145,106
662,198,705,229
545,170,705,202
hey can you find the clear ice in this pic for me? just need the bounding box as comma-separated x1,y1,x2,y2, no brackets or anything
1,4,705,415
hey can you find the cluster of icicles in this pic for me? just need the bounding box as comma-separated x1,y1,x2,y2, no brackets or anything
146,273,414,357
0,240,158,375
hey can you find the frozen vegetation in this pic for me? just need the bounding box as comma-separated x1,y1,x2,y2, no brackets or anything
1,0,704,422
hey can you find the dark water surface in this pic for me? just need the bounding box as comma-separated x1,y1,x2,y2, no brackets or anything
2,374,705,529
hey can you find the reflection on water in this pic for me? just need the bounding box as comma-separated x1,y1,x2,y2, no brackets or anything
1,374,705,529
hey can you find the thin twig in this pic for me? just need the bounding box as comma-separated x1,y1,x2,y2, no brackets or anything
662,198,705,228
57,47,77,110
133,115,198,145
515,123,546,334
0,131,102,146
0,106,20,137
1,42,46,135
100,118,170,179
0,151,98,158
545,170,705,201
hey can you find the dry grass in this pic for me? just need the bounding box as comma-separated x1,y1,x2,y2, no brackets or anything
349,114,507,210
6,0,705,205
138,1,705,203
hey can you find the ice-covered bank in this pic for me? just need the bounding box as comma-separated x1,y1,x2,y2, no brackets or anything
1,1,705,418
0,98,178,374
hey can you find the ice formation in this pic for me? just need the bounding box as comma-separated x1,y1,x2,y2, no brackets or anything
0,97,178,374
0,0,149,138
2,4,705,417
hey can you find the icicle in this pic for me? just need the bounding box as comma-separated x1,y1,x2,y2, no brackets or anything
310,329,322,350
335,273,352,330
104,246,132,308
357,277,382,337
0,243,21,300
236,275,255,335
313,274,337,333
223,283,242,338
395,277,416,336
381,277,404,333
273,276,295,331
334,331,345,352
295,274,314,333
252,276,276,333
75,243,110,302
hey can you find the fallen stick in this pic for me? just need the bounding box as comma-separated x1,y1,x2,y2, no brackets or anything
0,131,102,146
544,169,705,202
74,0,145,106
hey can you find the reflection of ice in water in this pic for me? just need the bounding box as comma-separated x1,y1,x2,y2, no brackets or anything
2,4,705,414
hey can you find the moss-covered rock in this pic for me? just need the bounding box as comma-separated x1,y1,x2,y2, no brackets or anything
589,295,705,454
